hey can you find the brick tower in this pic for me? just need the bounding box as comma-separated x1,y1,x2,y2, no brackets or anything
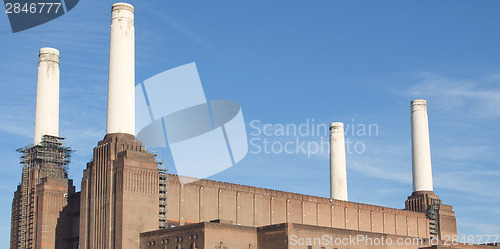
10,48,75,249
78,3,160,249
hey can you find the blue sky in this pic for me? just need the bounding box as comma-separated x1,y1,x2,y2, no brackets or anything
1,0,500,246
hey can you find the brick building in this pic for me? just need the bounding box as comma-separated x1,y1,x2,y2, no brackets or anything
9,2,498,249
139,221,499,249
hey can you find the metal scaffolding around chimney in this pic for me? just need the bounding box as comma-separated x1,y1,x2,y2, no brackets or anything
158,160,168,229
15,135,72,249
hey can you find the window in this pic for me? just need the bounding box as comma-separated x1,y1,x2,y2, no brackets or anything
195,234,199,239
308,246,312,249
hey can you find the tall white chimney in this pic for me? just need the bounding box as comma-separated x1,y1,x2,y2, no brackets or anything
34,47,60,145
330,122,348,201
411,99,434,193
106,2,135,135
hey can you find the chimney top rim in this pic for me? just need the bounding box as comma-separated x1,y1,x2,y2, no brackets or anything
39,47,59,56
330,122,344,128
411,99,427,106
112,2,134,11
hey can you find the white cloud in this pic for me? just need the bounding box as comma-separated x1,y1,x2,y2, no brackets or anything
143,5,235,63
458,219,500,237
407,72,500,118
348,157,411,184
436,145,499,163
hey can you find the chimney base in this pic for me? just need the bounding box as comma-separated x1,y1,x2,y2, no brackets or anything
405,192,457,240
405,191,440,213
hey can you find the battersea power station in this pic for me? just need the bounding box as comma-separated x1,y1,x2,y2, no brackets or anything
8,3,499,249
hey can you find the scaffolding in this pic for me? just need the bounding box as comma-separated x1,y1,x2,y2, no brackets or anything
148,148,168,230
158,163,168,229
17,135,72,181
427,202,440,239
15,135,72,249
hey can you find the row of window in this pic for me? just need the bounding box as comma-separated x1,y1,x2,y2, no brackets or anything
146,244,199,249
307,247,338,249
147,234,199,247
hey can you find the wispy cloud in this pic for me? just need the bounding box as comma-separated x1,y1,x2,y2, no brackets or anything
458,219,500,237
406,72,500,118
143,7,235,63
349,156,410,184
436,145,499,164
0,110,33,138
434,172,500,200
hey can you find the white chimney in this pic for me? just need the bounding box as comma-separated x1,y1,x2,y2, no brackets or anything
411,99,434,193
330,122,348,201
106,2,135,135
34,47,60,145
